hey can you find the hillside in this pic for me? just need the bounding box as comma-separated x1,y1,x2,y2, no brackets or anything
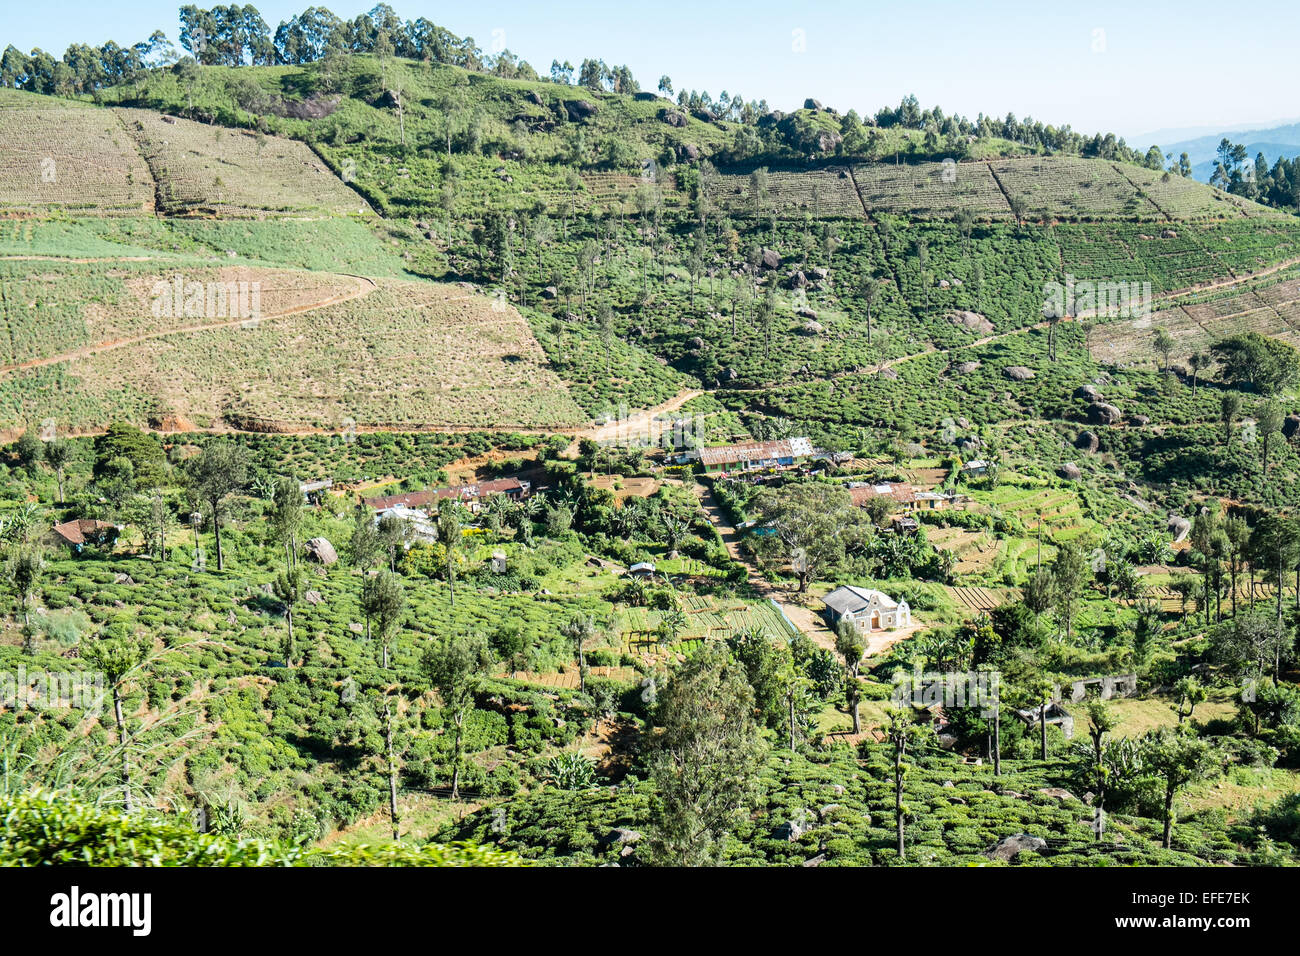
3,10,1300,881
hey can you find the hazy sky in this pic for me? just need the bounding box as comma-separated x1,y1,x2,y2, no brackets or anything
4,1,1295,143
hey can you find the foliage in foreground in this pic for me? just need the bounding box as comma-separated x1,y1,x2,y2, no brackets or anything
0,789,524,867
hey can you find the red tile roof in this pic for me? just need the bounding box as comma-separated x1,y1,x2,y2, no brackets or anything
52,518,118,546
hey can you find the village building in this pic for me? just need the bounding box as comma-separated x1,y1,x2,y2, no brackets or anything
363,477,530,515
50,518,120,554
373,505,438,543
823,585,911,631
961,459,989,477
299,479,333,505
697,437,813,475
850,482,957,514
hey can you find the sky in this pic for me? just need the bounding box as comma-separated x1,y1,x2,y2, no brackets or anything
3,0,1296,145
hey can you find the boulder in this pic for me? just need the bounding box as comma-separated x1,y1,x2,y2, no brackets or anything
692,107,718,122
1037,787,1078,801
772,818,807,841
954,361,982,374
1167,514,1191,543
1131,414,1151,426
800,320,824,335
676,143,700,162
524,90,545,106
957,436,982,453
601,827,642,846
1057,462,1082,480
305,590,323,605
876,366,899,381
1003,366,1036,381
810,266,829,280
305,537,338,565
1075,430,1100,453
816,129,843,153
540,286,558,300
1283,413,1300,441
803,98,823,110
1073,384,1101,401
986,833,1048,862
760,248,781,270
564,100,598,121
788,270,808,289
1160,228,1178,239
660,109,688,127
1087,402,1122,425
948,311,994,334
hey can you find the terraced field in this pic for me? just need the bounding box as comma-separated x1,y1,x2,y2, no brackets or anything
852,160,1011,219
0,91,153,215
1119,163,1278,220
705,166,866,219
0,259,361,366
0,275,584,433
1090,275,1300,366
115,108,370,218
990,156,1162,219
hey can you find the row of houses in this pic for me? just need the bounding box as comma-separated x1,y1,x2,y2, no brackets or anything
362,477,531,515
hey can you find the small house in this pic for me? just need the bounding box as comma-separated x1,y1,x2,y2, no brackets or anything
629,561,656,578
961,459,989,477
698,437,813,475
51,518,120,554
823,585,911,631
299,479,333,505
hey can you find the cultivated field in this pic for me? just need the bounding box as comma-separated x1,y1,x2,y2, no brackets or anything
705,166,867,219
0,276,585,433
115,108,370,217
0,258,362,366
1090,275,1300,366
0,92,154,215
852,161,1011,219
990,156,1162,219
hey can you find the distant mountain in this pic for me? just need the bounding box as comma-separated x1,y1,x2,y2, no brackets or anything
1161,122,1300,181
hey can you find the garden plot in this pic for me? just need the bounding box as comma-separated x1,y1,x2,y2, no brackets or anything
990,157,1161,219
0,278,585,433
0,97,153,215
947,585,1020,612
619,595,797,651
705,167,866,219
115,108,370,217
851,161,1011,219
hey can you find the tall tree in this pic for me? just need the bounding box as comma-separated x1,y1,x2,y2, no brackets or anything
646,645,766,866
422,632,493,799
80,627,149,814
43,438,71,504
835,619,866,734
884,705,930,861
185,442,248,571
1144,730,1219,849
1083,699,1117,839
272,566,304,667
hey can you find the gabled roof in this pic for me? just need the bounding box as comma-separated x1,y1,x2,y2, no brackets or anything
52,518,118,546
823,585,903,615
849,482,916,506
698,437,812,467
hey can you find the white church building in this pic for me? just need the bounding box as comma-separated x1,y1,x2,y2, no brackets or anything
823,586,911,631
